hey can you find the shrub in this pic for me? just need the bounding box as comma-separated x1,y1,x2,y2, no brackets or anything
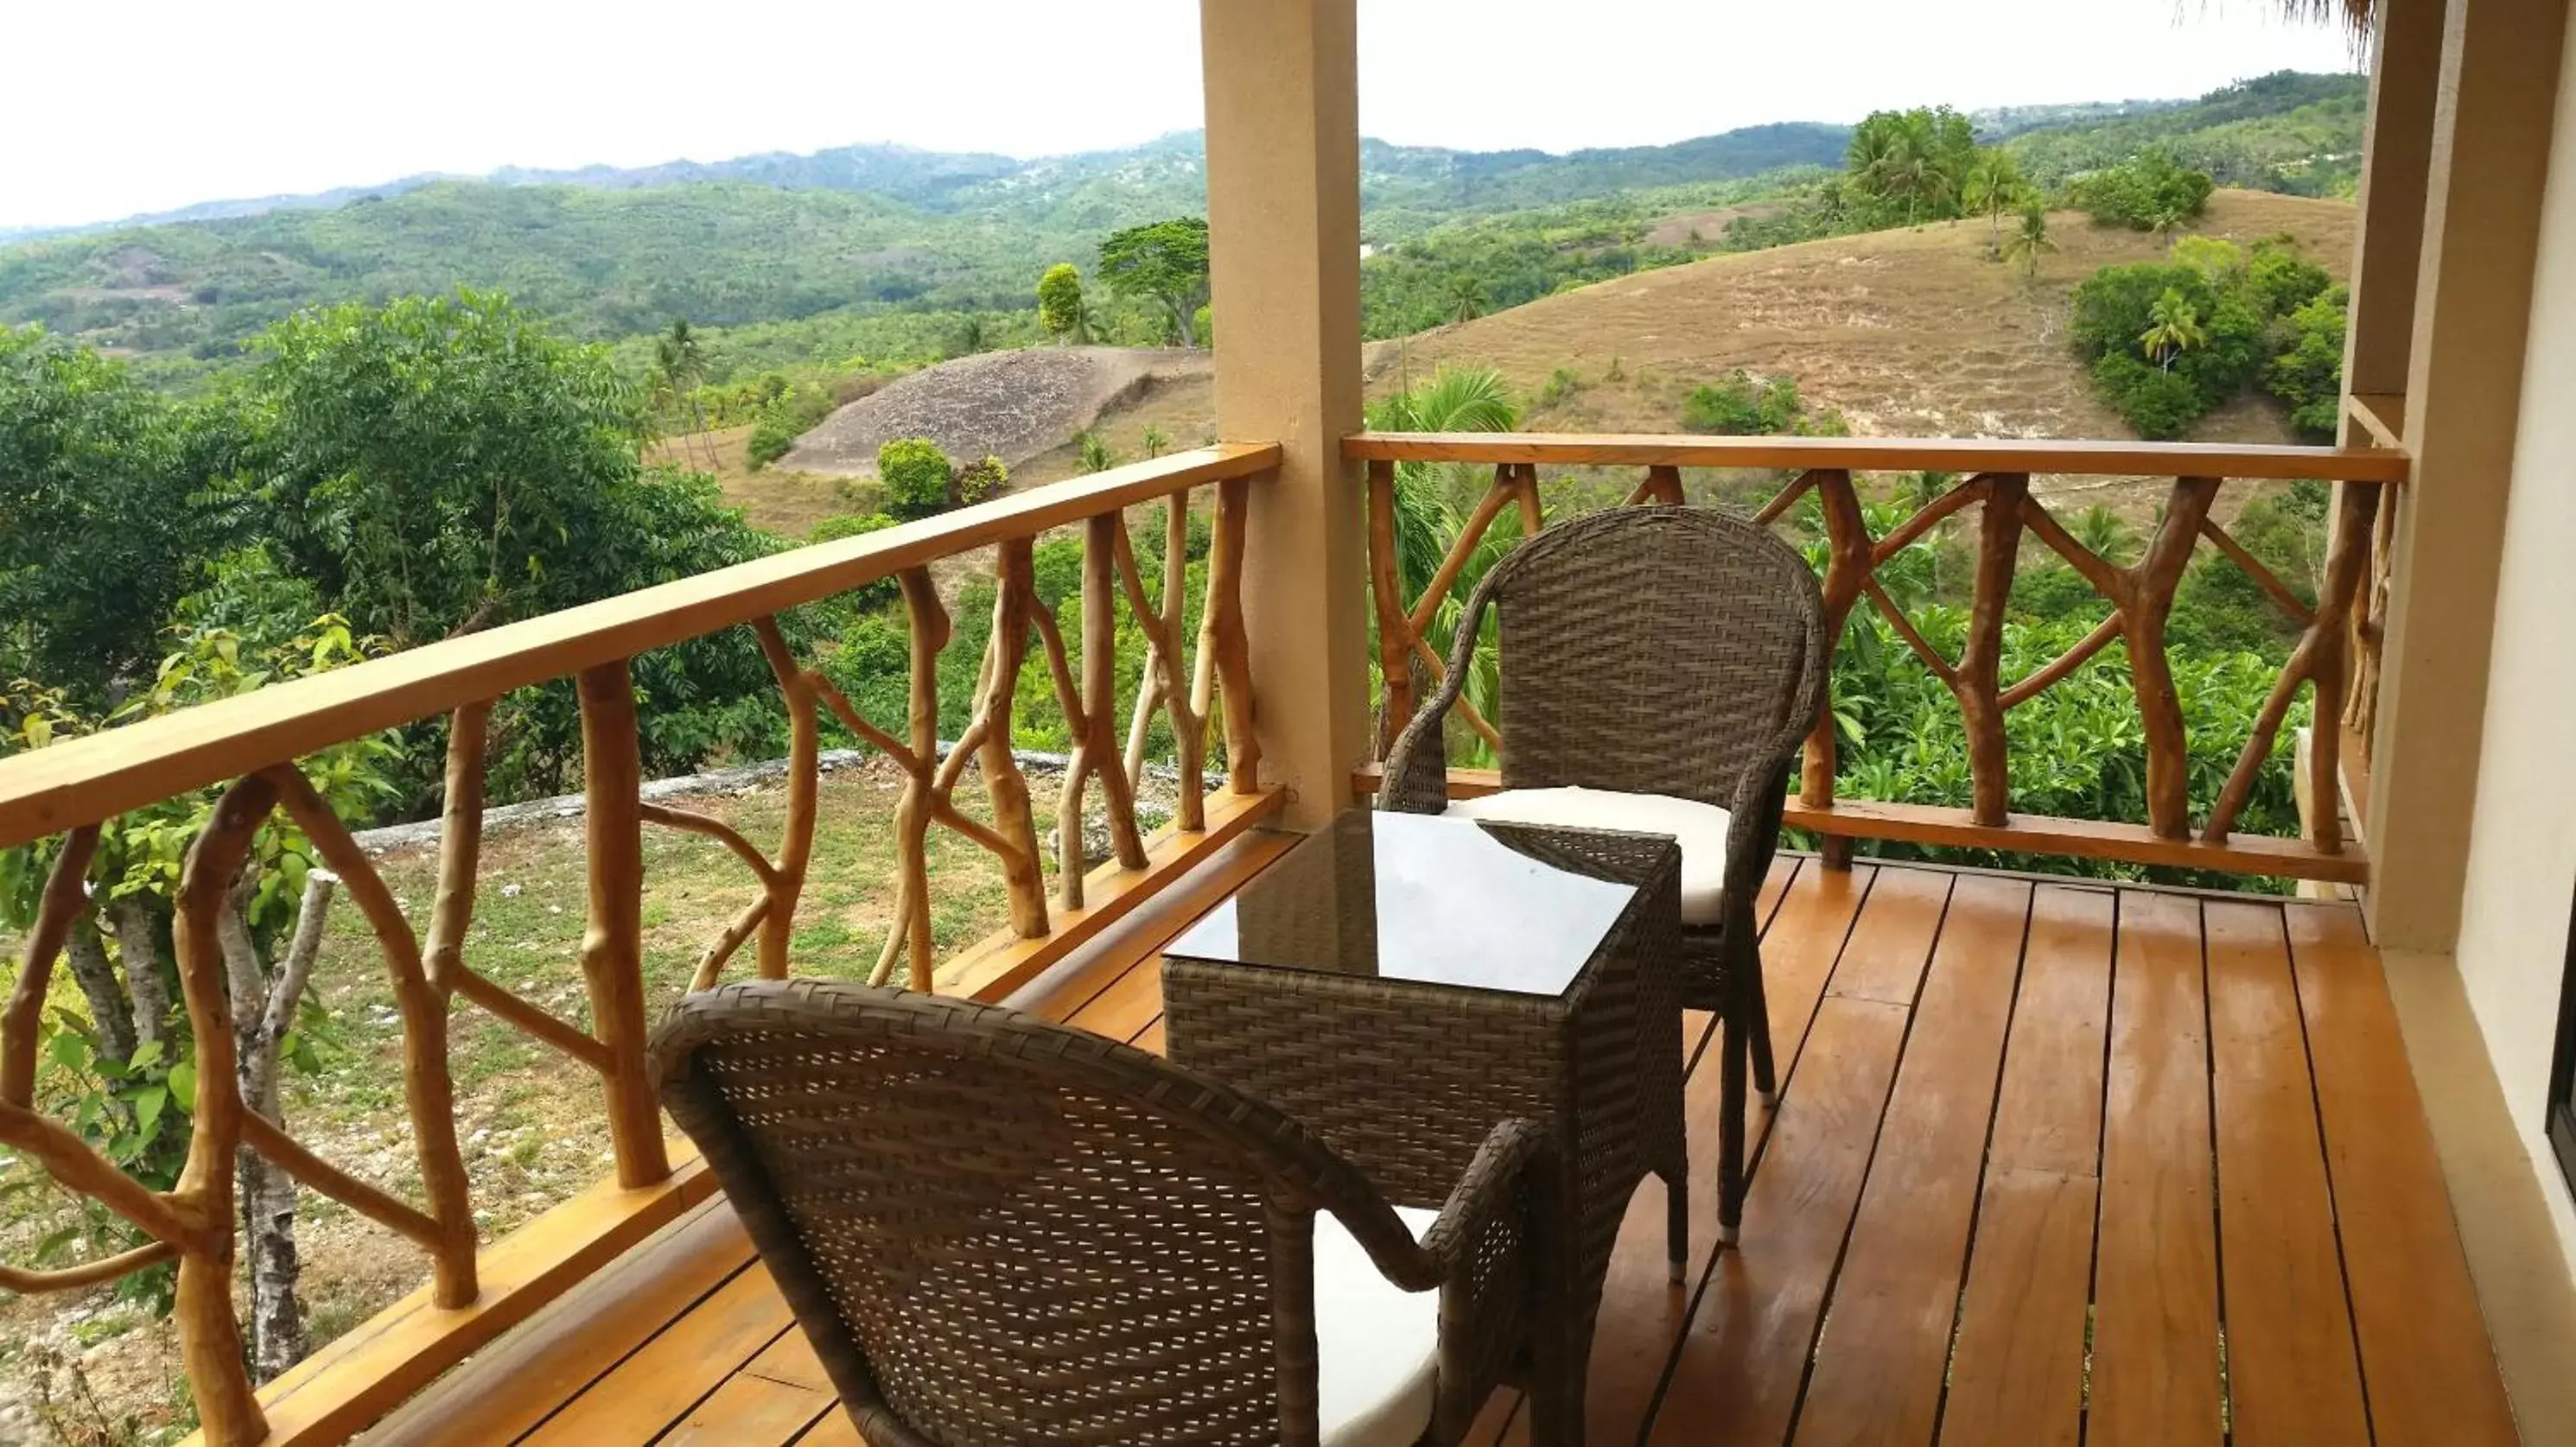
1682,370,1843,435
2066,151,2215,230
954,454,1008,506
878,437,956,518
2091,352,2206,439
747,385,833,468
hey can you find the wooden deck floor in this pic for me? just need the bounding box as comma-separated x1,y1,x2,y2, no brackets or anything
446,846,2518,1446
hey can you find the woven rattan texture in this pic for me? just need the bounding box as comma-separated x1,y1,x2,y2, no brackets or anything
650,981,1534,1447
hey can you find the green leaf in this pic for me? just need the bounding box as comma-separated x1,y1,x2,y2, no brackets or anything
132,1084,168,1139
46,1031,88,1074
126,1038,165,1071
166,1060,197,1112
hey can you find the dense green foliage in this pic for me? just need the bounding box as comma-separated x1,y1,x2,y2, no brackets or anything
2065,150,2217,230
1097,219,1210,349
2072,236,2334,437
1682,371,1848,436
2000,71,2369,197
746,383,835,466
2265,283,2352,439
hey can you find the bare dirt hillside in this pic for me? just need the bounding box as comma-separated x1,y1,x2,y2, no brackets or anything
1062,190,2354,515
1366,189,2353,445
780,346,1212,479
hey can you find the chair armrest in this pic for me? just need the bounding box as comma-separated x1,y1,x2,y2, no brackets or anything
1418,1116,1543,1277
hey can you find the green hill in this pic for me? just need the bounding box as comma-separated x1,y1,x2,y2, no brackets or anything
0,73,2363,388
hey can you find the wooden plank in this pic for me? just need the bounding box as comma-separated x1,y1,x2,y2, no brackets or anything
1796,876,2032,1447
1645,997,1911,1445
2204,899,2370,1446
518,1265,795,1444
792,1412,867,1445
0,445,1280,848
182,1145,718,1447
1340,431,2411,483
660,1330,837,1447
1748,862,1877,1079
2089,891,2223,1447
1820,864,1952,1006
1938,884,2115,1447
1020,826,1301,1022
1934,1168,2098,1447
1346,765,2370,884
1788,798,2371,885
2286,901,2516,1447
935,786,1286,1001
1127,1017,1166,1053
366,1200,755,1446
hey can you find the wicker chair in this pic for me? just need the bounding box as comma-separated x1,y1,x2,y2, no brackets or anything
1378,505,1826,1242
650,979,1543,1447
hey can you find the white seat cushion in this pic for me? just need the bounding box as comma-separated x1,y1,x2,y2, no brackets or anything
1312,1204,1441,1447
1444,786,1732,925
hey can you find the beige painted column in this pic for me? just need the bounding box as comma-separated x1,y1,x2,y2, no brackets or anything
2367,0,2568,951
2340,0,2445,414
1199,0,1371,829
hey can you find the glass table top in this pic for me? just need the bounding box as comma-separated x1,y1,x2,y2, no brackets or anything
1165,809,1664,998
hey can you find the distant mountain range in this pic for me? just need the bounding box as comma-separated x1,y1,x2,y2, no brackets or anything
0,71,2363,383
0,124,1857,245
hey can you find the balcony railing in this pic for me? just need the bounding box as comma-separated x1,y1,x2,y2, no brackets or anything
1345,432,2411,884
0,426,2414,1445
0,443,1280,1447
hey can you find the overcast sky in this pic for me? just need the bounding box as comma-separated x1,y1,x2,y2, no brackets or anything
1,0,2357,231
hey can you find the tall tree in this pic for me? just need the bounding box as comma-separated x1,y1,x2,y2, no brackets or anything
1961,149,2027,242
1036,263,1091,346
1098,218,1211,350
653,319,718,471
1446,275,1487,326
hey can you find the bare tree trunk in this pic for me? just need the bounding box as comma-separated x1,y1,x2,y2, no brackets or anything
1172,298,1199,351
60,917,137,1064
105,897,175,1053
216,871,334,1381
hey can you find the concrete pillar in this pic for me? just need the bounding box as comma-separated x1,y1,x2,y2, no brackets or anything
1199,0,1371,829
2340,0,2446,412
2367,0,2568,951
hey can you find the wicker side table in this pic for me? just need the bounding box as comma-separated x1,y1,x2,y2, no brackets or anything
1162,811,1685,1447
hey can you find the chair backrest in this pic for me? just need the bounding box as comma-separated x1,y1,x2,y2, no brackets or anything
649,980,1418,1447
1473,505,1825,808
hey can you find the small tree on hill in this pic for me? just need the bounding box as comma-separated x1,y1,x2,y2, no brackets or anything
2140,288,2207,371
654,319,719,471
1446,275,1486,325
2000,205,2058,280
1036,264,1090,346
1098,218,1211,350
879,438,956,518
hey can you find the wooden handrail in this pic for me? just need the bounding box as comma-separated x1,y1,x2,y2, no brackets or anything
1344,430,2411,483
0,443,1280,849
1,441,1280,1446
1355,433,2388,879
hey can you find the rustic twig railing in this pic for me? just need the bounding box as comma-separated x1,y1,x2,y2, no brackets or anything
1346,432,2408,884
0,443,1279,1447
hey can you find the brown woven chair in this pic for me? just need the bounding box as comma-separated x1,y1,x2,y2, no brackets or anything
1378,505,1826,1242
650,979,1543,1446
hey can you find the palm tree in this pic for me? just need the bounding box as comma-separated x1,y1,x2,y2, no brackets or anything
654,320,718,471
1962,149,2027,244
2139,287,2207,371
2000,205,2059,280
1446,275,1487,326
1854,111,1959,226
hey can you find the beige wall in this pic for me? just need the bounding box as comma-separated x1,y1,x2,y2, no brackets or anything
2452,8,2576,1272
